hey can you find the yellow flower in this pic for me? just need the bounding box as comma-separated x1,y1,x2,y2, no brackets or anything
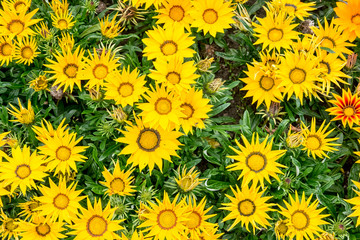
58,32,74,52
107,106,128,123
132,0,164,9
345,181,360,226
0,210,21,240
99,13,122,39
29,74,49,92
269,0,316,21
7,98,35,125
14,36,39,65
51,9,75,30
155,0,193,30
175,166,203,193
34,22,53,40
190,0,235,37
18,198,42,221
32,118,68,144
2,0,31,14
334,0,360,42
18,216,66,240
275,219,289,240
49,0,69,15
0,36,15,66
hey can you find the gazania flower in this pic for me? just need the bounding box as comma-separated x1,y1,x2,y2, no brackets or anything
197,226,223,239
99,13,122,39
8,98,35,125
0,36,15,66
51,9,75,30
45,46,86,93
132,0,164,9
82,48,119,90
346,181,360,227
138,84,185,130
334,0,360,42
58,32,74,52
32,118,68,143
139,192,189,240
190,0,235,37
221,184,275,232
256,50,282,73
29,74,49,92
0,7,40,39
49,0,69,14
155,0,193,30
36,178,85,224
149,57,199,93
253,9,298,51
18,199,42,221
142,25,195,61
116,115,182,173
69,198,124,240
100,161,136,196
278,49,322,104
2,0,31,14
179,87,212,134
0,210,21,240
175,166,203,194
103,66,147,107
301,118,339,159
312,18,354,59
275,219,289,240
34,22,53,40
0,145,47,195
18,216,66,240
279,191,329,240
14,36,39,65
227,133,286,188
270,0,316,21
120,231,146,240
326,89,360,128
38,131,88,175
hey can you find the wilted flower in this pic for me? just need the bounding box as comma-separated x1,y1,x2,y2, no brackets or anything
29,75,48,92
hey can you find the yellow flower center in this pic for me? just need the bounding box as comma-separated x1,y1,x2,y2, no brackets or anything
203,9,218,24
5,220,18,231
321,37,336,49
117,82,134,97
15,164,31,179
289,68,306,84
352,14,360,25
186,211,202,229
53,193,70,210
343,106,355,117
169,5,185,22
160,40,178,56
259,76,275,91
181,103,194,120
246,152,267,172
1,43,13,56
155,98,172,115
291,210,309,230
137,128,161,152
87,215,108,237
8,20,25,34
320,61,331,74
267,28,283,42
14,1,26,12
306,134,322,150
178,176,196,192
21,46,33,59
29,202,40,212
63,64,78,78
238,199,256,216
56,146,71,161
157,210,177,230
110,177,125,192
166,71,181,84
277,221,288,234
93,64,108,79
36,223,51,236
58,19,68,29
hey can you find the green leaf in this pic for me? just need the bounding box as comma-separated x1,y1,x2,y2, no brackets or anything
79,24,101,38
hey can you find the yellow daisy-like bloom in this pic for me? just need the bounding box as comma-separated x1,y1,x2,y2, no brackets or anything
139,192,189,240
155,0,193,30
18,216,66,240
7,98,35,125
270,0,316,21
184,198,216,239
51,9,75,30
221,184,275,232
312,18,354,59
241,64,283,110
69,198,124,240
301,118,339,159
326,89,360,128
103,66,147,107
334,0,360,42
36,178,85,224
18,198,42,221
0,210,21,240
14,36,39,65
34,22,53,40
58,32,74,52
99,13,122,39
0,7,40,39
227,133,286,188
149,57,199,93
142,25,195,61
82,48,119,90
132,0,164,9
45,46,86,93
345,181,360,227
278,49,322,105
175,166,204,193
256,50,282,74
29,74,49,92
38,131,88,175
100,161,136,196
275,219,289,240
253,9,298,51
120,230,146,240
0,145,47,195
194,226,223,240
2,0,31,14
49,0,69,15
32,118,68,143
190,0,235,37
138,84,185,130
0,36,15,66
178,87,212,134
279,191,329,240
116,115,182,173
